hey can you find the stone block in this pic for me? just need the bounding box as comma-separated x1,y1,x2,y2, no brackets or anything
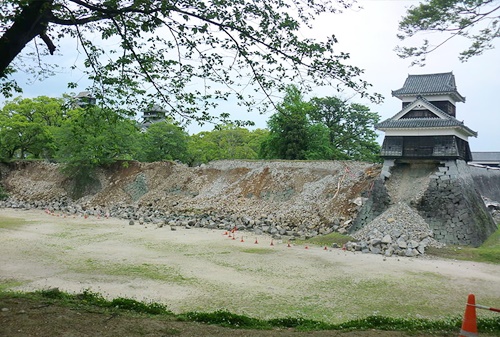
381,234,392,244
396,237,407,249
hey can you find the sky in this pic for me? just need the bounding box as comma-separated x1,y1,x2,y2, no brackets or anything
5,0,500,151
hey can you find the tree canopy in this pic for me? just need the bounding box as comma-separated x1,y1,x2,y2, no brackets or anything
136,121,189,163
188,125,267,165
397,0,500,65
0,0,381,124
260,86,380,161
0,96,64,159
309,96,380,162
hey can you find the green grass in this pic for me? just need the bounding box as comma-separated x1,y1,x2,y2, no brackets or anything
70,259,194,284
0,279,25,291
34,288,173,315
427,226,500,264
239,247,276,254
2,289,499,334
0,216,30,229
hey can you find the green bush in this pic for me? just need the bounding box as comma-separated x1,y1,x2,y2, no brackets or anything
0,184,8,200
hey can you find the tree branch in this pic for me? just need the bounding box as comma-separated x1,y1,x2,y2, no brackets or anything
0,0,54,77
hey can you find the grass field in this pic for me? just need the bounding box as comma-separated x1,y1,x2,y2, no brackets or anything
0,210,499,336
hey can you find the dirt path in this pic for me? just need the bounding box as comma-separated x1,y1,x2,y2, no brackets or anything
1,208,499,325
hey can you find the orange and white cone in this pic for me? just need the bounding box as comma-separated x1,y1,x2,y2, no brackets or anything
459,294,478,337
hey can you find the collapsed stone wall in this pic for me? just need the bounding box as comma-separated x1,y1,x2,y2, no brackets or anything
352,159,497,252
349,179,390,232
0,160,380,240
417,160,496,246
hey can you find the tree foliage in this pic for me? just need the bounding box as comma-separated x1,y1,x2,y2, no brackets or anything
54,106,138,172
0,96,64,160
188,125,268,165
260,85,314,160
136,121,189,163
261,86,380,161
0,0,381,123
309,96,380,162
396,0,500,65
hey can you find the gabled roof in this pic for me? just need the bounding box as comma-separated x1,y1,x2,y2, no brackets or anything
392,72,465,103
391,95,450,120
376,96,477,137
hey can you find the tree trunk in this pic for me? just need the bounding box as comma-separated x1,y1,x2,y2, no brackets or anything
0,0,54,77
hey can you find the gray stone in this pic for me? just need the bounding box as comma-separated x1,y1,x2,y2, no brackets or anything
408,240,419,249
338,228,347,234
405,248,416,257
396,238,407,249
268,227,278,235
381,234,392,244
384,247,394,257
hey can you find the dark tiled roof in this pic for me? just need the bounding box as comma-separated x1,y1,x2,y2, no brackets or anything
376,96,477,137
392,72,465,102
376,118,477,137
378,118,460,128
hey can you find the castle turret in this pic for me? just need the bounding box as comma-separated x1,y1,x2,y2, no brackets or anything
376,72,476,162
354,72,496,248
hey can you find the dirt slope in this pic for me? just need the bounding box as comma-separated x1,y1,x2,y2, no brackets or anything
1,160,380,228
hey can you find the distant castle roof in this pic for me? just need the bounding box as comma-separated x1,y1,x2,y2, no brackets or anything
392,72,465,102
144,104,167,113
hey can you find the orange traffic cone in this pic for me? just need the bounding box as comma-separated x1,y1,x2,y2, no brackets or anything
254,238,258,244
324,246,328,251
240,236,244,243
287,241,291,248
305,245,309,249
223,231,228,235
270,239,274,246
459,294,478,337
